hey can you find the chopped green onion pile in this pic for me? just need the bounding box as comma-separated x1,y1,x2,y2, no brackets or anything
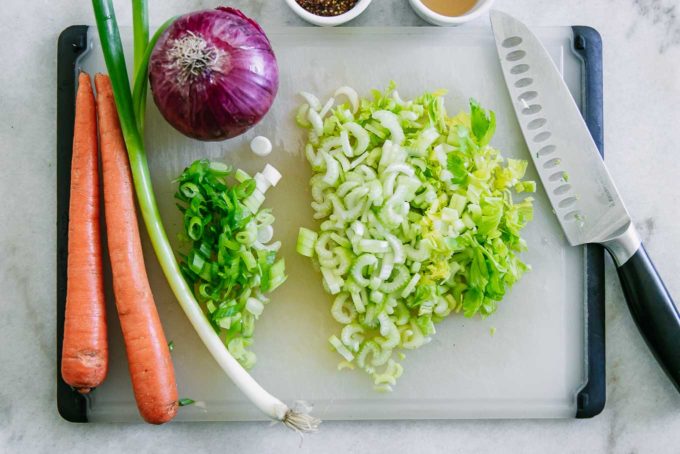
296,83,535,390
175,160,286,369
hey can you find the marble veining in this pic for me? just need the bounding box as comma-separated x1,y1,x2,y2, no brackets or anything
2,0,680,453
635,217,656,243
630,0,680,52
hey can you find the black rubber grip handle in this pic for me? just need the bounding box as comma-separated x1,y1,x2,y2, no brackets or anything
617,244,680,392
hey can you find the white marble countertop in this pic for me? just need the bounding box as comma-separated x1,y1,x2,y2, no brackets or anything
2,0,680,452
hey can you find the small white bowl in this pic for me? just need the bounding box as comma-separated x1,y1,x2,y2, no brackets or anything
409,0,495,26
285,0,372,26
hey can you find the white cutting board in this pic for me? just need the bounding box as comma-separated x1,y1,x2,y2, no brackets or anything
80,26,587,421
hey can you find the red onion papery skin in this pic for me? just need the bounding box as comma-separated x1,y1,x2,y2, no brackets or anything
149,7,279,141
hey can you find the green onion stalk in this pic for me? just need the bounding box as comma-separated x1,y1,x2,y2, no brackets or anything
91,0,319,432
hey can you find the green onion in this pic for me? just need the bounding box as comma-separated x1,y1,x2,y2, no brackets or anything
131,15,176,136
180,182,200,199
234,168,251,183
240,248,257,271
209,161,232,176
219,317,232,330
266,259,287,292
174,160,287,367
187,217,203,240
92,0,318,431
198,283,212,299
131,0,148,76
246,298,264,318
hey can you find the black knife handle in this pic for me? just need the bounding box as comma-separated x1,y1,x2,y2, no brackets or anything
617,244,680,392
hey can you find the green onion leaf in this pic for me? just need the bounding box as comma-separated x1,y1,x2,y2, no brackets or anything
187,217,203,241
131,15,176,136
173,161,286,369
131,0,149,76
208,161,233,176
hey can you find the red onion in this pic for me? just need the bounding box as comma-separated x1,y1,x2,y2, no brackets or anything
149,7,279,141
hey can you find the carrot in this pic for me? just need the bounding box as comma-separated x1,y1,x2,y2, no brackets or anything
95,73,178,425
61,72,108,394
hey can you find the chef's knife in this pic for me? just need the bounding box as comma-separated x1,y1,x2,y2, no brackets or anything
491,10,680,392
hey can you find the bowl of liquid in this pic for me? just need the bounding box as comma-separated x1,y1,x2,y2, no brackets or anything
408,0,495,26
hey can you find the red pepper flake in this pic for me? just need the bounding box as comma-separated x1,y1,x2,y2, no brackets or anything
296,0,358,17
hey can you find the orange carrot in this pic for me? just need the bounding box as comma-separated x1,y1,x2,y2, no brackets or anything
61,72,108,394
95,73,178,425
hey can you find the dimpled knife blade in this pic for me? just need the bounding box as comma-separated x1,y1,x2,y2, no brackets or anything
490,10,635,256
491,10,680,395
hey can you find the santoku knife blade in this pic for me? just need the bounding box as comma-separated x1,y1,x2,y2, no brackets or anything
491,10,680,393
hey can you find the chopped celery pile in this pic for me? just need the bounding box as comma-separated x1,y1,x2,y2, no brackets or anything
175,160,286,369
296,84,535,390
